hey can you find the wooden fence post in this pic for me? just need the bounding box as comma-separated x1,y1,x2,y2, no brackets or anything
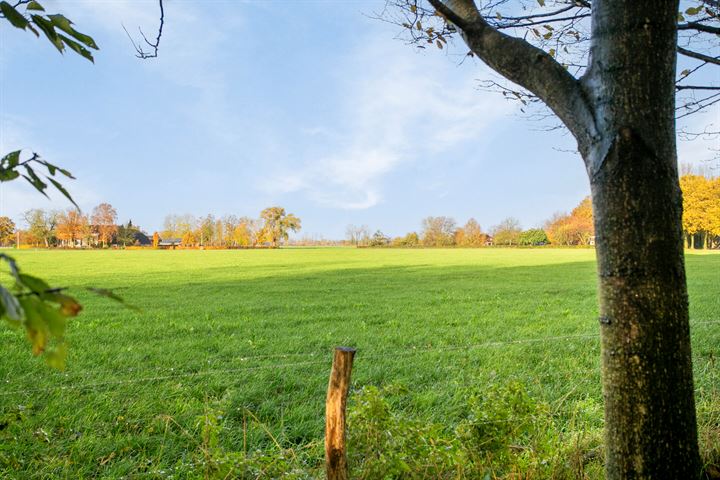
325,346,356,480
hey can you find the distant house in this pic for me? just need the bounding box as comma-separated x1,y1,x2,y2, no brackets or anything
158,237,182,249
134,231,152,246
484,235,494,246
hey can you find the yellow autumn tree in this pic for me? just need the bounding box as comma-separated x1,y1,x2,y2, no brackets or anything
706,177,720,249
680,174,718,249
181,230,196,247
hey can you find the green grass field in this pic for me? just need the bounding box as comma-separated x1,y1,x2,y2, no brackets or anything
1,248,718,478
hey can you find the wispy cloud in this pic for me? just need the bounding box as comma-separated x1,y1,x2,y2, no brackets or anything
262,36,515,209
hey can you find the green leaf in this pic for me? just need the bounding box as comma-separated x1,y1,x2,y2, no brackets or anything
0,253,20,281
44,292,82,316
23,165,48,194
59,33,94,62
87,287,141,312
0,1,29,29
34,300,66,337
685,6,702,15
42,161,57,175
47,177,79,209
26,1,45,11
39,160,75,179
17,296,50,355
30,14,63,53
537,0,546,6
0,286,23,323
0,169,20,182
17,273,50,294
1,150,21,168
48,14,98,50
45,342,67,369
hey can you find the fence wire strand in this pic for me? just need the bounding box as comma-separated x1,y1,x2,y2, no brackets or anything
1,319,717,398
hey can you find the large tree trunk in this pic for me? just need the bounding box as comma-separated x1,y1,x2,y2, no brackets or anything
586,0,701,476
431,0,702,475
590,140,700,478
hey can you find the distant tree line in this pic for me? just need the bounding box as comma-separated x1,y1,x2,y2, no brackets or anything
3,171,717,249
349,170,719,249
6,205,301,249
160,207,301,248
345,197,592,249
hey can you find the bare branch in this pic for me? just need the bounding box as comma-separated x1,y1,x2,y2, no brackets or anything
677,22,720,35
676,85,720,91
496,13,591,30
427,0,598,152
498,4,577,21
124,0,164,59
678,46,720,66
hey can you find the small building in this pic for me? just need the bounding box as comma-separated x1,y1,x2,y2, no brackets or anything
158,237,182,249
132,231,152,246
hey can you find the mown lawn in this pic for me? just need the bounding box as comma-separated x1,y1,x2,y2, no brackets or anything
1,248,718,478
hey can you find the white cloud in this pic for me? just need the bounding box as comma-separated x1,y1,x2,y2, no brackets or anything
263,36,515,210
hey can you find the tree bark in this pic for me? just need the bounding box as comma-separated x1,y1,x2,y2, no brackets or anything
584,0,701,476
590,132,700,477
431,0,702,476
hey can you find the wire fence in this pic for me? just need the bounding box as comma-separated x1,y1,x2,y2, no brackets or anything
1,319,717,398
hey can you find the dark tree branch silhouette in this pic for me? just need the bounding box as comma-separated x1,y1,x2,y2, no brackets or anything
123,0,164,59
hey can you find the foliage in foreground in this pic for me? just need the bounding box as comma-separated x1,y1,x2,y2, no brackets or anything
178,382,719,479
183,382,606,479
0,254,81,368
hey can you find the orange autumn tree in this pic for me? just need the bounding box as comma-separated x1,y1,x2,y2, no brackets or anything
545,197,594,246
56,209,90,247
91,202,118,247
455,218,487,247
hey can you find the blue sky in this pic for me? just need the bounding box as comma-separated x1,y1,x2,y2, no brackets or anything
1,0,717,239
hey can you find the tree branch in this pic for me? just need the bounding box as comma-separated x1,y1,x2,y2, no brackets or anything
427,0,474,29
678,46,720,66
498,4,577,21
677,22,720,35
427,0,597,152
496,13,591,30
124,0,164,59
676,85,720,90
